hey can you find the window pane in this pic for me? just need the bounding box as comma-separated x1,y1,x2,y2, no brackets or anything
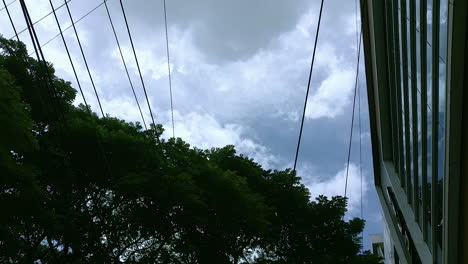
425,0,433,249
416,0,423,228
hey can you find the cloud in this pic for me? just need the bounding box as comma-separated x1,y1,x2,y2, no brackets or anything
305,44,355,119
160,111,280,169
300,163,368,215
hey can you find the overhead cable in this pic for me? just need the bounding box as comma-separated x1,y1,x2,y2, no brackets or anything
11,0,72,40
63,0,105,117
344,32,362,198
119,0,157,130
163,0,175,138
28,0,107,56
48,0,89,109
292,0,325,176
3,0,19,41
103,0,147,130
0,0,15,12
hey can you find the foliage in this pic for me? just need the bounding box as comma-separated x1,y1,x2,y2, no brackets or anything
0,36,380,264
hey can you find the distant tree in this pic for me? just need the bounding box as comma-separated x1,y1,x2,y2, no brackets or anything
0,36,380,264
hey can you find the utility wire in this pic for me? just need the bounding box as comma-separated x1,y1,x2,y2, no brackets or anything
10,0,72,40
0,0,15,12
163,0,175,138
18,0,64,124
292,0,325,175
28,0,107,56
103,0,147,130
63,0,105,117
48,0,89,109
344,32,362,198
119,0,157,130
355,0,364,246
3,0,19,41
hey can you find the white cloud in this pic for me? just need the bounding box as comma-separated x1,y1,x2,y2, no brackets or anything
161,111,279,169
301,163,368,215
305,44,355,119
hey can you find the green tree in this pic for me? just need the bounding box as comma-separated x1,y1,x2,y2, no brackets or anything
0,36,380,264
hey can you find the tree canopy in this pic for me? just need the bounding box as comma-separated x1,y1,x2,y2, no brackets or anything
0,36,380,264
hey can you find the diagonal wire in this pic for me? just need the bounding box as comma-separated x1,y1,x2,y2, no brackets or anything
163,0,175,138
3,0,19,41
292,0,325,176
0,0,15,12
344,32,362,198
63,0,105,117
10,0,72,40
119,0,157,130
355,0,364,247
28,0,107,56
48,0,88,109
103,0,147,130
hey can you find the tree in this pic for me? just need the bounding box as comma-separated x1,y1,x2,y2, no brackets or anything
0,36,380,263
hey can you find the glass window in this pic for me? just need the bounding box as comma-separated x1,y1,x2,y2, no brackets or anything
415,0,423,228
425,0,433,248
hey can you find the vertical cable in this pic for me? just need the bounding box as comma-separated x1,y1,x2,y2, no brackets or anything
3,0,19,41
355,0,364,247
63,0,105,117
163,0,175,138
292,0,325,177
119,0,157,130
344,33,362,198
103,0,147,130
48,0,89,110
10,0,72,40
0,0,16,12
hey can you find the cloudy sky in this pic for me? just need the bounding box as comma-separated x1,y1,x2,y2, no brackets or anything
1,0,383,249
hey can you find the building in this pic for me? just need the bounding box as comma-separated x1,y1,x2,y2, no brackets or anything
370,233,385,262
360,0,467,263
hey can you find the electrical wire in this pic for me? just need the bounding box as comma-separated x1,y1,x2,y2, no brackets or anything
292,0,325,176
18,0,64,124
63,0,105,117
48,0,89,109
344,33,362,198
355,0,364,247
119,0,157,130
3,0,19,41
0,0,15,12
103,0,147,130
163,0,175,138
11,0,72,40
28,0,107,56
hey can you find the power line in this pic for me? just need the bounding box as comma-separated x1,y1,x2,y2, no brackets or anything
63,0,105,117
102,0,147,130
355,0,364,246
48,0,89,109
103,0,147,130
3,0,19,41
11,0,72,40
28,0,107,56
18,0,64,124
119,0,157,131
292,0,325,175
163,0,175,138
0,0,15,12
344,32,362,198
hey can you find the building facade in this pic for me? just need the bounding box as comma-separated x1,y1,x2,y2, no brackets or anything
360,0,467,263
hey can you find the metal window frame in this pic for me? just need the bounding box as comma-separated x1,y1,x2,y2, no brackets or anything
400,0,412,204
392,0,406,190
410,0,420,223
385,0,398,170
419,0,429,243
444,0,467,263
431,0,440,260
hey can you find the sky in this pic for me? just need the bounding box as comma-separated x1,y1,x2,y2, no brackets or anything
0,0,383,250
